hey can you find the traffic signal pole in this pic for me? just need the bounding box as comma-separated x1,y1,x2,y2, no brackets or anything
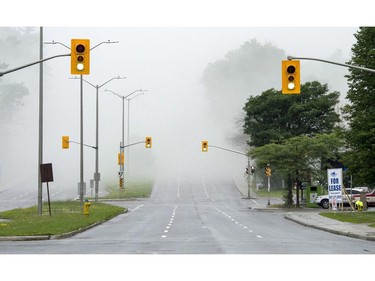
287,56,375,74
0,53,70,77
204,144,254,198
80,75,84,205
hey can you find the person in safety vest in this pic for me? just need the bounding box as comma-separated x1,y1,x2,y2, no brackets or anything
355,200,363,211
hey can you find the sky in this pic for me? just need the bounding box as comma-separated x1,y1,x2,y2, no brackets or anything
1,1,371,209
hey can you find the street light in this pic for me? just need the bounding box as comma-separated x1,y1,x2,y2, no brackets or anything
45,39,119,205
70,76,126,202
104,88,147,189
126,92,147,175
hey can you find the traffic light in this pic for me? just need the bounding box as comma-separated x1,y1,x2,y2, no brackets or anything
265,166,272,177
145,137,152,148
251,166,255,174
71,39,90,75
118,152,124,165
62,136,69,149
202,140,208,152
282,60,300,94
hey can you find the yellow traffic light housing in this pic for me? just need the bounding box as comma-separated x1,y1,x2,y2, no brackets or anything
282,60,300,94
145,137,152,148
62,136,69,149
202,140,208,152
265,166,272,177
71,39,90,75
118,152,124,165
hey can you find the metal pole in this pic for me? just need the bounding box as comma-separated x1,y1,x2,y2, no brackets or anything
38,26,43,215
127,98,130,177
287,56,375,74
122,97,125,189
247,156,251,198
80,75,84,205
267,176,271,205
94,85,99,202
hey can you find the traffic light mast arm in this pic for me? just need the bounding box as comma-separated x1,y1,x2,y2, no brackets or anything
208,145,248,157
69,140,97,149
90,40,119,51
0,53,70,77
121,141,147,149
288,56,375,74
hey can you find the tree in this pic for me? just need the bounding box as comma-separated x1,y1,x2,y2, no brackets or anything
200,39,285,138
0,82,29,123
250,133,344,207
243,81,341,147
0,27,37,125
0,27,37,184
343,27,375,186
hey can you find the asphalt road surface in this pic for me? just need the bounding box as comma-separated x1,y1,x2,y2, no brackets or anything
1,174,375,254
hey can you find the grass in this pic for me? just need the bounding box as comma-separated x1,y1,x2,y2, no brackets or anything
0,201,126,237
255,188,284,198
256,187,375,227
103,180,153,199
0,180,152,237
320,211,375,227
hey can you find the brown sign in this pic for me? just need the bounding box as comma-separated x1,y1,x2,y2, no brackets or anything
40,163,54,183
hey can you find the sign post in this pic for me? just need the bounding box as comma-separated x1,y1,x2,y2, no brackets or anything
39,163,54,216
265,165,272,205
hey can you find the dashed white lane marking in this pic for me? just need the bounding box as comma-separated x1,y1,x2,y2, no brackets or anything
130,204,144,212
162,205,178,238
214,207,263,239
202,182,210,199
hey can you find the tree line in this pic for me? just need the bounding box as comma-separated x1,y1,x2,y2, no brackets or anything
202,27,375,206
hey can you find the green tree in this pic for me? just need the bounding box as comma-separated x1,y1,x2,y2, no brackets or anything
0,27,37,124
201,39,285,137
343,27,375,186
250,133,344,207
243,81,341,147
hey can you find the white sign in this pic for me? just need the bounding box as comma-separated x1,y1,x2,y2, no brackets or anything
327,168,343,204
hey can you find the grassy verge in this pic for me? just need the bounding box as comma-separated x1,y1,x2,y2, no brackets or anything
255,188,284,198
320,212,375,227
103,180,153,199
0,201,126,237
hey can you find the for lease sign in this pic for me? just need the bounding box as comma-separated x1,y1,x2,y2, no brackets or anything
327,168,343,204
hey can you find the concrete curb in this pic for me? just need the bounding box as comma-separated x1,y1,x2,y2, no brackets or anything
284,214,375,242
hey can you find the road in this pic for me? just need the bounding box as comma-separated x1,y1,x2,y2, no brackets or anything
1,174,375,254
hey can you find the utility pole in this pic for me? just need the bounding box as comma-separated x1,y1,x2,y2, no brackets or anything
203,143,254,199
38,26,44,215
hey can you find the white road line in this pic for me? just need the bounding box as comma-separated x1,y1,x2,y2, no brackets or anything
214,207,263,239
130,204,144,212
162,205,178,238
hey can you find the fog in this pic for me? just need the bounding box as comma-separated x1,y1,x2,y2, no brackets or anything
0,27,358,197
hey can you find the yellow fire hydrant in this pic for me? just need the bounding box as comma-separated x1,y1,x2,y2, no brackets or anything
83,199,91,216
355,200,363,211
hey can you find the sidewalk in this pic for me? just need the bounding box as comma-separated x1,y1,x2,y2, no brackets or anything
284,211,375,242
234,179,375,242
